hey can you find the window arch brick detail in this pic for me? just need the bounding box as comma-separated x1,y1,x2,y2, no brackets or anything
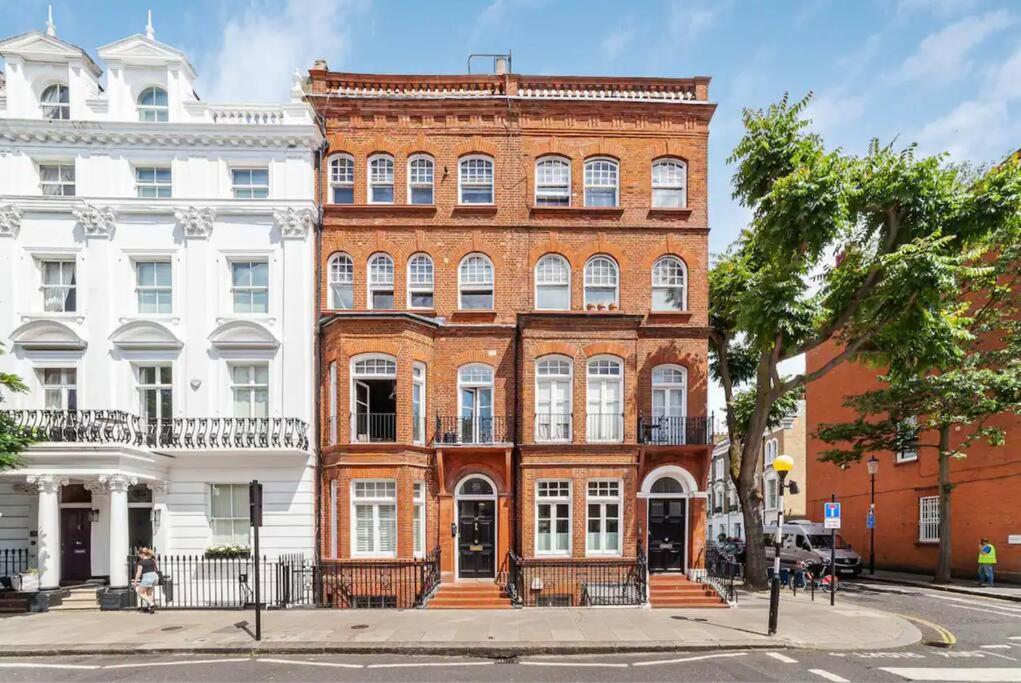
530,341,578,360
582,342,632,362
451,138,500,158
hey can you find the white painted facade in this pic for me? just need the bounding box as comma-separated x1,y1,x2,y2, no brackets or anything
0,17,321,590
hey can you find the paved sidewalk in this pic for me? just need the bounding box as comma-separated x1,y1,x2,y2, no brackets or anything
863,570,1021,602
0,590,920,656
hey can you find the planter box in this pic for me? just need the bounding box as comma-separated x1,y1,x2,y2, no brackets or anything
14,573,39,592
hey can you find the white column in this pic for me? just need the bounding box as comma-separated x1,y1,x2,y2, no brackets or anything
27,475,68,590
102,474,136,588
147,480,170,554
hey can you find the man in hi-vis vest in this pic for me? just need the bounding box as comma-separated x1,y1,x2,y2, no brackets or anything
978,537,997,587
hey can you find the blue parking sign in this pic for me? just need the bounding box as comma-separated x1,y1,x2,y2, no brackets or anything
824,502,841,529
867,509,875,529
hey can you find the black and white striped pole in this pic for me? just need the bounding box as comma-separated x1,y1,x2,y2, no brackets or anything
768,454,794,636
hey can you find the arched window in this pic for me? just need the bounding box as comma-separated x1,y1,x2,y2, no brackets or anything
652,477,685,495
458,253,494,309
535,356,572,442
652,256,687,311
586,356,623,442
40,83,70,120
329,154,354,204
765,438,778,465
328,253,354,309
407,254,434,309
584,157,618,207
367,154,394,204
458,155,494,204
351,354,397,443
458,364,494,444
652,365,688,445
137,86,169,122
535,156,571,207
584,255,619,308
367,253,394,309
534,254,570,310
408,154,434,205
652,158,687,208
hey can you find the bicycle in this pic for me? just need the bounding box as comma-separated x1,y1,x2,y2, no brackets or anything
798,561,838,595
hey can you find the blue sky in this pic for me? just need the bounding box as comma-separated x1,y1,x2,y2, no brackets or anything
3,0,1019,414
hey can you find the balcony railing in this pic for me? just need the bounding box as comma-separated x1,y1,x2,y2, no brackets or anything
351,412,396,443
638,415,713,446
534,413,572,443
1,410,309,450
434,416,512,445
585,413,624,443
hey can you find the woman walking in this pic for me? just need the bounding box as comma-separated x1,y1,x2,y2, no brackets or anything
132,547,159,614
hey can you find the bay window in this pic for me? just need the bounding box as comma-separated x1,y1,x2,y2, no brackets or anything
352,480,397,557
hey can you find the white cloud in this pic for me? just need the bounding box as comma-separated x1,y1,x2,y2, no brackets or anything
802,90,867,137
896,0,980,19
199,0,361,103
915,98,1010,161
602,23,636,62
884,9,1015,86
668,0,720,45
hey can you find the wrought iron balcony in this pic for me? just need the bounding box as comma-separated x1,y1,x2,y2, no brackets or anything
351,412,396,443
534,413,573,443
434,415,512,445
638,415,713,446
1,410,309,450
585,413,625,443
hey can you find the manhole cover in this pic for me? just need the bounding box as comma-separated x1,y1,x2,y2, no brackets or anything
351,624,370,630
161,626,183,632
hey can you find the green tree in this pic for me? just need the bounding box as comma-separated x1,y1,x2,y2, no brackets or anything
1,345,35,470
709,94,1021,590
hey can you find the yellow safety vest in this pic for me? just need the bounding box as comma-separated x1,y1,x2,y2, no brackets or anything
979,544,997,564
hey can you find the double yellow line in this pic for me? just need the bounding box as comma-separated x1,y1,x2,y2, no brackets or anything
891,611,957,647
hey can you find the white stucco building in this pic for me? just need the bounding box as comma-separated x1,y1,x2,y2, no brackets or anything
0,14,321,601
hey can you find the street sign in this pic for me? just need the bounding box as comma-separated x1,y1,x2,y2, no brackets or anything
824,501,841,529
249,481,263,527
866,509,875,529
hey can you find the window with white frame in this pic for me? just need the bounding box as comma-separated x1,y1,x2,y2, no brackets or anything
135,261,172,314
329,154,354,204
584,255,618,307
231,260,269,313
40,368,77,410
408,155,434,204
367,253,395,309
407,254,434,309
368,154,394,204
586,480,621,555
458,364,494,443
535,254,570,310
586,357,623,442
209,484,249,545
764,438,778,466
40,260,76,312
714,457,723,481
652,158,687,208
328,253,354,309
458,253,494,309
536,480,571,555
652,365,687,444
39,163,75,196
764,474,778,510
919,495,940,543
651,256,687,311
138,365,173,430
713,483,724,513
40,83,70,120
413,481,426,557
584,158,618,207
137,86,169,123
135,166,172,198
412,363,426,445
535,356,572,442
459,155,494,204
535,156,570,207
231,168,269,199
231,364,269,418
352,480,397,557
897,416,919,462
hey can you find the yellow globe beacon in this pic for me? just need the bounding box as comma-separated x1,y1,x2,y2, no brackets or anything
773,454,794,473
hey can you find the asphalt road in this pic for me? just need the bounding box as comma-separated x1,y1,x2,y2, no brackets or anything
1,581,1019,682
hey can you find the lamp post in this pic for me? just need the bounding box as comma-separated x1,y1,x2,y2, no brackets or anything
867,456,879,575
767,454,795,636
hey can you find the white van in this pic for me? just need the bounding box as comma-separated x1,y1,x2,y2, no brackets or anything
763,521,863,577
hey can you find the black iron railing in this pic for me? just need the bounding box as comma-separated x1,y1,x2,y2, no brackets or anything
0,548,29,578
692,542,738,604
127,554,281,609
534,413,572,442
585,413,624,443
638,415,713,446
434,416,512,445
1,410,309,450
506,554,646,607
286,549,441,609
351,412,396,443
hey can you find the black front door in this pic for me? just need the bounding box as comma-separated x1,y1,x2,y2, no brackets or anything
648,498,686,572
60,508,91,582
457,499,495,578
128,508,153,552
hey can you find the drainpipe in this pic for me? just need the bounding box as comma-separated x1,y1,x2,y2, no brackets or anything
311,108,328,566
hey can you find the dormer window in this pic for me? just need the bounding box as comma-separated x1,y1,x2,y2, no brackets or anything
138,86,169,123
41,84,70,120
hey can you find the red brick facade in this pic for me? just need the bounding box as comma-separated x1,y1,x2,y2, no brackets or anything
310,69,715,585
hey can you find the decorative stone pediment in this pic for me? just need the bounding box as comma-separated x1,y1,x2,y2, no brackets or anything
208,320,279,350
273,207,314,239
10,319,87,351
0,31,102,77
175,206,215,238
97,34,196,78
109,320,182,351
0,204,22,237
73,203,116,238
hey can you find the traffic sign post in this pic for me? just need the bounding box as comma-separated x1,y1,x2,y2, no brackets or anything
867,507,875,530
249,480,263,641
827,495,838,606
824,501,841,529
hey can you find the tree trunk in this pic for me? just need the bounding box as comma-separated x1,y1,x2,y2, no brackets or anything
934,425,953,584
739,485,768,590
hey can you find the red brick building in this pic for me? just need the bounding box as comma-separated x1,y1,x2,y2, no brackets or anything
308,65,716,605
806,340,1021,583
